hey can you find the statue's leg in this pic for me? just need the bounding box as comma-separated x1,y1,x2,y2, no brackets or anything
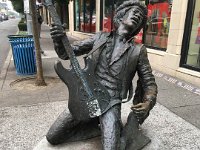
99,104,122,150
46,109,101,145
120,111,151,150
46,109,80,145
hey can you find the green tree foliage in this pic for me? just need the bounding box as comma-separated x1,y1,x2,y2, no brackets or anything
11,0,69,13
10,0,24,14
10,0,69,14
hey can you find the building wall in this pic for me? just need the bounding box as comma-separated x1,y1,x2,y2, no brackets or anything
147,0,200,87
66,0,200,87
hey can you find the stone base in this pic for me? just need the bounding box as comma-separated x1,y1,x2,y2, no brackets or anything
34,103,200,150
34,137,102,150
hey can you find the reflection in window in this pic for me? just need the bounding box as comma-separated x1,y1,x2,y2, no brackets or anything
74,0,96,33
186,0,200,68
101,0,146,37
102,0,115,32
145,0,172,50
134,0,146,44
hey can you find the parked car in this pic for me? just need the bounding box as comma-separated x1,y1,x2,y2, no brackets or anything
2,13,8,20
9,15,15,19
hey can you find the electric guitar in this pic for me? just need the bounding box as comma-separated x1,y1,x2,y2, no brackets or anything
44,0,111,121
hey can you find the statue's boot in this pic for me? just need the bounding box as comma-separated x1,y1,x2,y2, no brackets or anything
120,112,151,150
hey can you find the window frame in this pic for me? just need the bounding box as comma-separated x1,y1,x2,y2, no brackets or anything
180,0,200,72
73,0,96,33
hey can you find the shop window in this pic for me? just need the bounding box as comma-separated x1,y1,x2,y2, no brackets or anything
100,0,115,32
145,0,172,50
74,0,96,33
181,0,200,71
133,0,146,44
100,0,145,40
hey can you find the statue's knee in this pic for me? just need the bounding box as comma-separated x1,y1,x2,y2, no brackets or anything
46,132,61,145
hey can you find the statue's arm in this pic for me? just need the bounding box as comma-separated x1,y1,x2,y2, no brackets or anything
136,45,158,110
53,33,101,60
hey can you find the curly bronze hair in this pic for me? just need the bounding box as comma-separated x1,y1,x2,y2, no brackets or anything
113,0,147,36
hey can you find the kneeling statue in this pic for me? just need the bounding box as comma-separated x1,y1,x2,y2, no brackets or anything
46,1,157,150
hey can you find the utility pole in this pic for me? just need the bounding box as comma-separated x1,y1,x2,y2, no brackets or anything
29,0,46,86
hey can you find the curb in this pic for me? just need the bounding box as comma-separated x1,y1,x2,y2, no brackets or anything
0,48,12,91
0,29,19,91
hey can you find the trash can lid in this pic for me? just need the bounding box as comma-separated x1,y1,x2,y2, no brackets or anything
8,35,33,39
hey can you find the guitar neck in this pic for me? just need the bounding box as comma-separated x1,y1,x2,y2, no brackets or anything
46,5,79,70
46,3,94,98
47,5,74,61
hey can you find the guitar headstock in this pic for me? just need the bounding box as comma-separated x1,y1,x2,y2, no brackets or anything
42,0,53,7
42,0,62,26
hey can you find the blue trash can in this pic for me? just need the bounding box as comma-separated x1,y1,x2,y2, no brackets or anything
8,35,36,75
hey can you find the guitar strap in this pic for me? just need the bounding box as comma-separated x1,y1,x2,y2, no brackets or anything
84,37,110,58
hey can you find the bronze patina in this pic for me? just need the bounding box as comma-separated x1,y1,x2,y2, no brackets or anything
45,0,158,149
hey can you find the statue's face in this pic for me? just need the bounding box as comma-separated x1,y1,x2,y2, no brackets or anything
118,6,144,35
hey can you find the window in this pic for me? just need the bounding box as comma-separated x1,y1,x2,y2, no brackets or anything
101,0,115,32
181,0,200,71
74,0,96,33
100,0,145,35
100,0,171,47
134,0,146,44
145,0,172,50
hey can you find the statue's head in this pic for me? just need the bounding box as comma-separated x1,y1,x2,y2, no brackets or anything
113,0,147,37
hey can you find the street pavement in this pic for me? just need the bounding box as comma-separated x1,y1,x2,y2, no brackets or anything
0,19,19,74
0,24,200,150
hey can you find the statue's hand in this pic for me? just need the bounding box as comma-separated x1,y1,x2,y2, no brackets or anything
131,101,151,120
50,23,66,42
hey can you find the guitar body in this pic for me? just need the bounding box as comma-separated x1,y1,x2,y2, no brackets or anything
54,57,111,120
44,1,111,121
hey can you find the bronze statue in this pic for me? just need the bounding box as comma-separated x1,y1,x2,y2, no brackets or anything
46,1,157,150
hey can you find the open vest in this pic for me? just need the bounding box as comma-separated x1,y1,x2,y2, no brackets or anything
84,32,143,102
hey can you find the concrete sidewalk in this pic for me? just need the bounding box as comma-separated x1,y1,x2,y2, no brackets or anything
0,24,200,150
